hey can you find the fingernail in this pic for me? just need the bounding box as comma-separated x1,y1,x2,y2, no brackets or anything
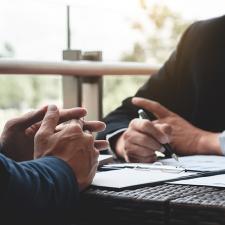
48,105,57,111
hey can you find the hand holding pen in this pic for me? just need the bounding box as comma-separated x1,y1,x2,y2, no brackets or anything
114,104,176,163
138,109,179,161
131,97,181,161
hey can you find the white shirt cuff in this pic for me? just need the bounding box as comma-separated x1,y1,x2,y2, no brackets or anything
106,128,127,158
218,131,225,155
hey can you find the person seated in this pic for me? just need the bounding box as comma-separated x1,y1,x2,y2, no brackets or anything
97,15,225,162
0,105,108,224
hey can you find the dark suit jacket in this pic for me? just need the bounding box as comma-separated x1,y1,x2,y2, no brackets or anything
0,153,79,225
98,15,225,148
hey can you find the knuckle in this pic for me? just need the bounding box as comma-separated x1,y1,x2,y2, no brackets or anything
123,130,130,140
123,132,135,143
129,119,139,128
154,125,169,143
70,124,83,133
46,113,56,120
139,135,149,144
140,120,150,130
155,134,165,144
85,133,94,144
163,124,172,134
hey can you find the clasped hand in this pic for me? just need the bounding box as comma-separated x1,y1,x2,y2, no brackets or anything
0,105,109,190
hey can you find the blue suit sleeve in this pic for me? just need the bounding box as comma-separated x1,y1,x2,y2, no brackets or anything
0,153,79,224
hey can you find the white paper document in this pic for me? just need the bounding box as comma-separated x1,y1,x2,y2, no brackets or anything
159,155,225,172
169,174,225,188
98,154,114,166
94,155,225,189
92,168,194,189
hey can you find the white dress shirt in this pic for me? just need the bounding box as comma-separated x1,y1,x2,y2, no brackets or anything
219,131,225,155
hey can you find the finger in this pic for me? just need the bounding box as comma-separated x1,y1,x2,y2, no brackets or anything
126,130,162,152
58,108,87,124
12,105,48,130
126,141,161,157
68,119,84,130
30,122,64,135
56,123,83,138
26,108,86,134
124,129,162,152
53,119,84,134
30,115,85,134
25,123,41,137
124,135,161,157
127,154,157,163
83,121,106,132
94,140,109,150
38,105,59,135
132,97,172,119
130,119,169,144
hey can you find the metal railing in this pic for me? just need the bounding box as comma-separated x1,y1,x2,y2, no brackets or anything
0,59,157,76
0,58,158,120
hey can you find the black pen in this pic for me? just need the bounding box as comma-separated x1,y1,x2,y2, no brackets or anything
138,109,179,162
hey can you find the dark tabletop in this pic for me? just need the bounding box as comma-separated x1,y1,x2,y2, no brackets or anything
73,183,225,225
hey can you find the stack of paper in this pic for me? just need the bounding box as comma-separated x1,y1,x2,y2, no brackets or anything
93,155,225,189
159,155,225,172
98,154,114,166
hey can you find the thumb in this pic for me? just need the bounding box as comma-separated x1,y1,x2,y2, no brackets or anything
38,105,59,135
132,97,172,119
13,106,47,130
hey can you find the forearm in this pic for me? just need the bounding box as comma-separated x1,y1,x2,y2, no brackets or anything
0,154,79,223
18,157,79,208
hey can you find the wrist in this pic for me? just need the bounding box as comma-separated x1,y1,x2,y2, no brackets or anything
197,131,222,155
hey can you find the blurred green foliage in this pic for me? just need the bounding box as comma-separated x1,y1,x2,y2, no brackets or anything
0,75,61,109
0,42,61,110
103,2,192,116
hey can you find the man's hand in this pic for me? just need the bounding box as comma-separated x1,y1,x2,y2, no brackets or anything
34,105,108,191
0,106,48,161
115,113,171,163
132,97,222,156
0,106,92,161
